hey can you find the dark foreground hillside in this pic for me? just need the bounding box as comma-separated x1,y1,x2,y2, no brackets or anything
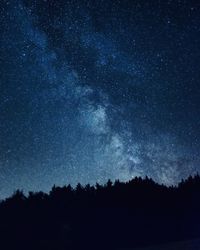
0,175,200,250
127,238,200,250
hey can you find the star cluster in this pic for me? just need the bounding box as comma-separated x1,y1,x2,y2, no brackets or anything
0,0,200,197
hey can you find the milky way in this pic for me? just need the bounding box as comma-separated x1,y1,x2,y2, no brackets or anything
0,0,200,198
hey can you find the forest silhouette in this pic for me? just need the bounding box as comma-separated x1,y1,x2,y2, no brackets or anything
0,174,200,249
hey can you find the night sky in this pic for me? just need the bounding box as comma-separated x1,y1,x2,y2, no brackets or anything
0,0,200,198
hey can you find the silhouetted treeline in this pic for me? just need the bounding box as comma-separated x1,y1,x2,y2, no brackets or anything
0,175,200,249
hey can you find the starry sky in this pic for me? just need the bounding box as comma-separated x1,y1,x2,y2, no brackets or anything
0,0,200,198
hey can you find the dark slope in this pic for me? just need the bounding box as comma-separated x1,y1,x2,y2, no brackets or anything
128,238,200,250
0,175,200,250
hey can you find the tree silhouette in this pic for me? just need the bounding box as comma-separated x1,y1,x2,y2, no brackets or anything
0,175,199,250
